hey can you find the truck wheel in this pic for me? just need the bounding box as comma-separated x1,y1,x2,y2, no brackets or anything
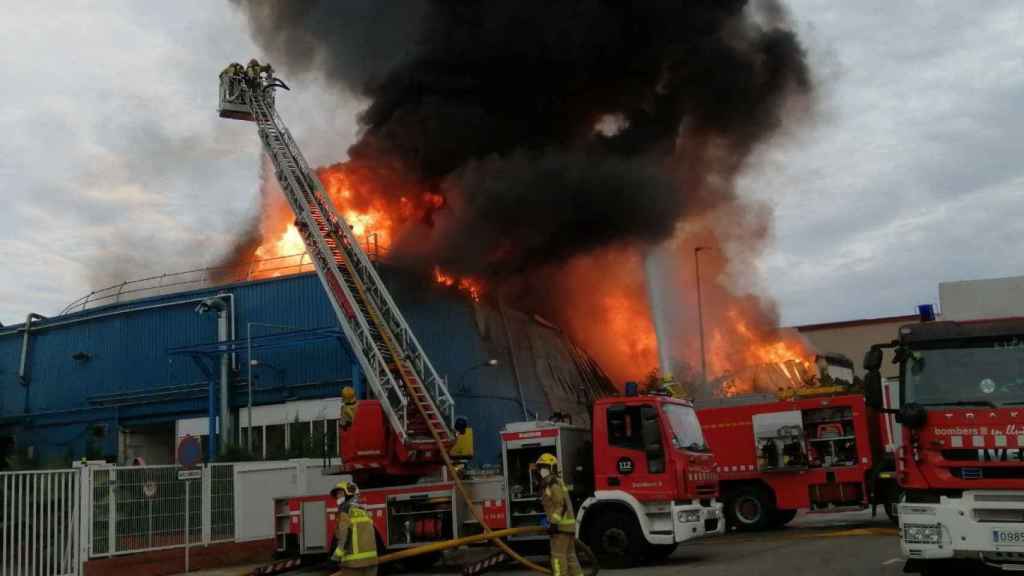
645,543,678,562
769,509,797,528
726,487,774,531
588,510,645,569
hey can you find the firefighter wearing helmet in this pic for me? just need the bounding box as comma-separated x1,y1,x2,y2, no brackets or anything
245,58,262,83
536,453,583,576
330,480,377,575
340,386,358,430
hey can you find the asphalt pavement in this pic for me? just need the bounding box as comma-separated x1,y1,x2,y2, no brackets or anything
486,510,903,576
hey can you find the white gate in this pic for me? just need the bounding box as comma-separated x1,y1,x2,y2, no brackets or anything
0,469,81,576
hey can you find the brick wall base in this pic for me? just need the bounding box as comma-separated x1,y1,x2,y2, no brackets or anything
83,539,276,576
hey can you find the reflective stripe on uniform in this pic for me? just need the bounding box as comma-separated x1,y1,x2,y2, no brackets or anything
338,508,378,563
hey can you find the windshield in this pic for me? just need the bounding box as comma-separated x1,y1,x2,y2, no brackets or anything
662,404,709,452
904,339,1024,407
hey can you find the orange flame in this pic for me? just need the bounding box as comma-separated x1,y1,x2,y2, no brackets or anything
247,165,484,302
433,266,483,302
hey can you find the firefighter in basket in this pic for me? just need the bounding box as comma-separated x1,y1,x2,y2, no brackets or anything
330,481,378,575
536,453,583,576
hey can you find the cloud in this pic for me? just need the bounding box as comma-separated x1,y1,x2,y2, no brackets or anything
0,0,1021,334
739,0,1024,325
0,0,361,323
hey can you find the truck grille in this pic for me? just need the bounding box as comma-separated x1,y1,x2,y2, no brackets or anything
705,518,719,532
974,509,1024,523
951,467,1024,480
976,494,1024,503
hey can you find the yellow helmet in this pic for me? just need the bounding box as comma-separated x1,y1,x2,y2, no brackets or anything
341,386,356,403
535,453,558,467
333,480,358,498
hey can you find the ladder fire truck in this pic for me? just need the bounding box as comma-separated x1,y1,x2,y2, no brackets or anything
864,317,1024,574
218,62,723,570
696,356,901,532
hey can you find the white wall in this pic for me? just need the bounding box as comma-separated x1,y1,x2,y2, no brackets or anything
939,275,1024,320
233,459,350,542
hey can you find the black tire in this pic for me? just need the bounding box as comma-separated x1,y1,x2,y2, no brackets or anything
587,510,646,569
725,486,775,531
769,509,797,528
646,543,678,562
575,538,601,576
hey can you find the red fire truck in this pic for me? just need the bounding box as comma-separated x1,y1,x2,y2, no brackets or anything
697,387,900,531
276,392,723,568
864,317,1024,574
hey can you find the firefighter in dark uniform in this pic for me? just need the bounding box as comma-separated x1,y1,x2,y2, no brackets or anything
537,453,583,576
330,481,378,575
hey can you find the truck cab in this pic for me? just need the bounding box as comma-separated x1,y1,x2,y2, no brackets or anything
577,393,723,567
865,318,1024,573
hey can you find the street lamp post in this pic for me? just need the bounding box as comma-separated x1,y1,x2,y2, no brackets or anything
247,321,297,452
453,359,499,394
694,246,710,384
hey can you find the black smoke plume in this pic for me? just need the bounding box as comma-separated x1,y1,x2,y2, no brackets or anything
232,0,810,278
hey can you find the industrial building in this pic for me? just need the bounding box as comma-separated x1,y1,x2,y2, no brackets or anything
0,265,612,469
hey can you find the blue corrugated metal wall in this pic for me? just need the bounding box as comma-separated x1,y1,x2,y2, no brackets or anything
0,268,558,466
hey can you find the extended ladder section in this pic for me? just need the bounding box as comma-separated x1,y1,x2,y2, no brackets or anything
218,67,454,451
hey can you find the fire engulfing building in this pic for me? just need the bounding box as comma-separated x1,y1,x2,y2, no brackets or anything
0,266,613,469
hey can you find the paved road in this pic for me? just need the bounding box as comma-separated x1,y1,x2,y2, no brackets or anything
469,510,904,576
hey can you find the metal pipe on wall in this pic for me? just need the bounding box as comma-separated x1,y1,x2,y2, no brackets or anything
196,294,234,457
17,313,46,415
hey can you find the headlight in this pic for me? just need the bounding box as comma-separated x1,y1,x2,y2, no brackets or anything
903,523,942,544
678,510,702,523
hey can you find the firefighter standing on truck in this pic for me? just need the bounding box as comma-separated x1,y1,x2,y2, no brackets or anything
340,386,358,429
331,481,377,575
537,453,583,576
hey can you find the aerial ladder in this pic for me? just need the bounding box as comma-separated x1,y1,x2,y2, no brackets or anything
217,62,455,471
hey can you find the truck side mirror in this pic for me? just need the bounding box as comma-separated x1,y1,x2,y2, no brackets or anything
895,403,927,429
863,347,883,372
864,371,884,410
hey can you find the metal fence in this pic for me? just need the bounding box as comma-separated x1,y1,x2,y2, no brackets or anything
0,469,81,576
87,464,234,558
0,459,330,574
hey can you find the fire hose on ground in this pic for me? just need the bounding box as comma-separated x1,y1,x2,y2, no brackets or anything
329,526,598,575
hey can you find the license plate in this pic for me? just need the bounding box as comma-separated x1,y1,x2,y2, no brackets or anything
992,530,1024,546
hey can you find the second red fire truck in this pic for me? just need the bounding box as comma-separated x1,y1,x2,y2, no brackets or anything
697,384,900,531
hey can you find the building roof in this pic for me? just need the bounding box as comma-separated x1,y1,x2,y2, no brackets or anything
794,314,921,333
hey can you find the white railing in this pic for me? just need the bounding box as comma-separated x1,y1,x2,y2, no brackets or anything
0,469,81,576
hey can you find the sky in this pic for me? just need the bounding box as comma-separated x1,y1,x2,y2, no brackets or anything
1,1,1022,328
